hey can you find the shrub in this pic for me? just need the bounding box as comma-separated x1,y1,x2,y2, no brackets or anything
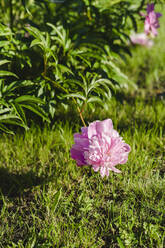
0,0,162,132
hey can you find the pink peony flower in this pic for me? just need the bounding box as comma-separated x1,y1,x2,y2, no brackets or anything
130,33,154,47
144,3,162,37
70,119,131,177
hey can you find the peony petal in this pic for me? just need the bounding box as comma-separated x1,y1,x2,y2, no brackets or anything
110,166,121,173
96,119,113,135
100,166,106,178
156,13,162,18
144,18,151,35
74,137,89,147
130,32,154,48
88,121,98,139
70,146,86,166
147,3,154,13
123,144,131,153
92,164,100,172
81,126,88,137
151,26,158,36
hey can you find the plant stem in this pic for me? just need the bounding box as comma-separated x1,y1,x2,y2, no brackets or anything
43,56,47,77
76,106,86,127
9,0,13,30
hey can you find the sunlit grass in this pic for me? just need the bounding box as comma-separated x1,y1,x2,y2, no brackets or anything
0,97,164,247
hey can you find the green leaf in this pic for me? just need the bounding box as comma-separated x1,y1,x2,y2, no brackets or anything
11,102,27,125
0,114,20,121
87,96,103,104
2,81,23,96
46,32,51,48
26,26,45,43
128,14,137,32
95,78,115,90
104,61,128,79
0,119,27,129
43,75,67,93
0,123,14,135
21,0,32,15
21,103,50,123
0,41,10,48
74,53,91,67
0,114,28,129
0,60,10,66
57,64,73,75
64,93,86,101
0,108,11,115
0,71,18,78
51,189,62,212
47,23,63,40
4,81,34,95
30,39,43,48
64,79,84,90
0,24,12,36
15,95,44,105
117,237,125,248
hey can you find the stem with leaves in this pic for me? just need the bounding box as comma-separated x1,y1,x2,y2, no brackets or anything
42,75,86,127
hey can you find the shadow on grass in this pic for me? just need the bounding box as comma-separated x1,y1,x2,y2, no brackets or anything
0,167,50,198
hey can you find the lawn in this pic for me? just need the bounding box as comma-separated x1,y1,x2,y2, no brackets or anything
0,95,164,247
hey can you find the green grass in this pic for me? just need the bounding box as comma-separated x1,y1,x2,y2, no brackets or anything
0,96,164,248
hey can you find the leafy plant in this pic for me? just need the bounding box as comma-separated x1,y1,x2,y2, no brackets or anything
0,79,50,134
0,0,162,132
26,18,136,122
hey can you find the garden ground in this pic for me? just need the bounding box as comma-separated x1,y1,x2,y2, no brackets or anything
0,94,164,247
